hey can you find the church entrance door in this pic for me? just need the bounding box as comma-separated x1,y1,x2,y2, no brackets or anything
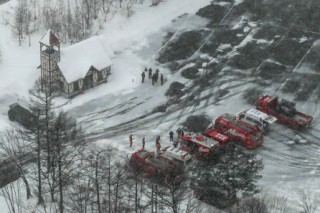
83,74,93,89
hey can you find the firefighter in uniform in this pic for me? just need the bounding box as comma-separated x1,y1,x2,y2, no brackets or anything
156,141,161,153
155,135,161,145
141,72,145,83
129,134,134,147
173,140,179,148
160,74,164,85
142,137,145,149
152,73,156,85
169,131,174,142
176,127,182,138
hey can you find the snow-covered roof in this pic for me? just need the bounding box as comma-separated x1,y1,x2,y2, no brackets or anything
58,36,114,83
40,30,60,46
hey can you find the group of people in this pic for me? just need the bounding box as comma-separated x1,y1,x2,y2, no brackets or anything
169,127,184,148
129,127,185,151
141,67,164,86
129,135,146,149
176,127,184,138
128,134,160,152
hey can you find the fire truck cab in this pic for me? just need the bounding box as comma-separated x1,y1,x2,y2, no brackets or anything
236,108,277,132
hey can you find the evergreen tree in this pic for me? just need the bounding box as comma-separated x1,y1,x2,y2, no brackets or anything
188,145,263,209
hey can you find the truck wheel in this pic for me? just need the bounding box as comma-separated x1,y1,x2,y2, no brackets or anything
297,125,306,131
286,122,293,128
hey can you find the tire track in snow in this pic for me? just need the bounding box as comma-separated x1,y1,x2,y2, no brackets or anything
81,79,253,144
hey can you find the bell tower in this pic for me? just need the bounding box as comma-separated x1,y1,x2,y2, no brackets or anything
39,30,60,93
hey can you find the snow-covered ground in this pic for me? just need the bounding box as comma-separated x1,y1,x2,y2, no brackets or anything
1,0,320,212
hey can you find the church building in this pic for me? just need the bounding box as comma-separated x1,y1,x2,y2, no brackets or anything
39,30,114,98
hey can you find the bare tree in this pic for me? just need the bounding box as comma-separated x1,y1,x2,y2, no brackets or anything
157,177,187,213
0,130,32,199
124,0,135,17
267,196,290,213
184,188,201,213
81,147,128,213
11,0,26,46
301,191,320,213
234,196,268,213
81,0,95,29
29,80,57,202
52,111,81,213
0,179,23,213
10,0,33,46
30,81,52,171
65,156,94,213
23,1,32,46
111,161,127,212
28,80,78,211
101,0,114,14
72,0,89,42
28,106,44,205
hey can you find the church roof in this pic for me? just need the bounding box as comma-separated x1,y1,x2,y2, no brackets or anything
40,30,60,46
57,35,114,83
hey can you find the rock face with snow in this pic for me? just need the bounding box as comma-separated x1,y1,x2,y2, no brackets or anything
40,31,114,98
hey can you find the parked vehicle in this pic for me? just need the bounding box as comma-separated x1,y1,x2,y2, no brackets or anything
180,131,229,157
213,113,263,149
161,146,192,166
236,108,277,132
8,103,35,130
129,148,184,177
256,95,313,129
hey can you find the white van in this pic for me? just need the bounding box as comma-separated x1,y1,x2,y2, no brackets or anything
236,109,277,132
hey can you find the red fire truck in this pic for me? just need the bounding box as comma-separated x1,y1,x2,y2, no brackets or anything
256,95,313,129
213,113,263,149
180,131,229,157
129,148,189,177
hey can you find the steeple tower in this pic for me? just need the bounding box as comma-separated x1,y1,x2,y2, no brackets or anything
39,30,60,92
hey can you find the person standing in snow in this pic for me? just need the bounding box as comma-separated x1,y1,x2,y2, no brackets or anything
173,140,179,148
154,70,159,83
142,137,145,149
144,67,148,72
160,74,164,85
169,131,174,142
152,73,156,85
156,140,161,153
155,135,161,145
176,127,182,138
129,134,134,147
149,68,153,79
141,72,145,83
